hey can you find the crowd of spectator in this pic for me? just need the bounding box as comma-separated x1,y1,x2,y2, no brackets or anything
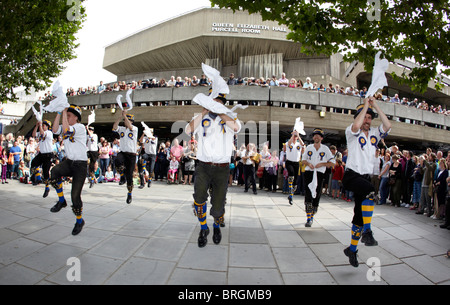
32,72,449,117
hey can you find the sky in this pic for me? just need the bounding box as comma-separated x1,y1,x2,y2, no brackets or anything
54,0,213,91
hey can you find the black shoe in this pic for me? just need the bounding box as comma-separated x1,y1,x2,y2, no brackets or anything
440,223,450,229
213,227,222,244
305,220,313,227
361,229,378,246
89,181,94,188
138,184,144,189
288,195,293,205
126,194,132,204
50,200,67,213
253,191,257,195
42,188,50,198
344,247,359,267
198,227,209,248
147,180,151,188
72,219,85,235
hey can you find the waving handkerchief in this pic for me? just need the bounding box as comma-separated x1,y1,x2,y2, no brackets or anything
308,168,318,199
116,94,124,110
202,63,230,99
43,81,70,113
31,100,44,122
366,51,389,98
88,110,95,126
193,93,236,119
125,89,133,111
141,121,153,137
294,117,306,135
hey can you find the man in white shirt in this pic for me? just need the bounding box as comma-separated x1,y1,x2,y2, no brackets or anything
301,128,335,227
185,93,241,248
138,130,158,188
30,119,54,197
342,97,391,267
50,105,88,235
113,110,138,204
285,130,304,205
86,126,99,188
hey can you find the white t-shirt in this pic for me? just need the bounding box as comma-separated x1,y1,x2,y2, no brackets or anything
55,124,88,161
285,141,302,162
345,124,390,175
114,125,138,154
87,133,98,152
143,136,158,155
302,143,335,174
190,113,241,164
36,130,53,154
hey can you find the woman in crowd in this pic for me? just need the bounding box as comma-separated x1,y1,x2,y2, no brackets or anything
432,158,449,220
389,154,403,207
378,153,391,205
410,155,424,210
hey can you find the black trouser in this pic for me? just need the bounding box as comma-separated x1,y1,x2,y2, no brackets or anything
304,170,325,207
243,164,256,192
342,169,375,227
87,151,99,177
193,161,229,218
30,152,53,181
115,152,137,190
50,159,87,215
285,160,299,182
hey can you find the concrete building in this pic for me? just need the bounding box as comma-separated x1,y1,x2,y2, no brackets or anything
6,7,450,151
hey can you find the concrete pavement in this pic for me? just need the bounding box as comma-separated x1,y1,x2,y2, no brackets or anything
0,179,449,285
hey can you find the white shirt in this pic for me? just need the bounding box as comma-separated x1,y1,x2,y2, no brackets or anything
36,130,53,154
285,141,302,162
55,124,88,161
345,124,390,175
143,136,158,155
302,143,335,174
86,133,98,152
114,125,138,154
190,113,241,164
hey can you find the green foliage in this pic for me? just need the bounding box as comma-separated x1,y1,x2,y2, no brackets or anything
0,0,86,103
211,0,450,93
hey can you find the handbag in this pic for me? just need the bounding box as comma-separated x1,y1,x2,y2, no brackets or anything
8,153,14,165
256,166,264,178
388,177,396,185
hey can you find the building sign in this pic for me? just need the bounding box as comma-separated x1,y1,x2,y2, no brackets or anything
211,23,287,34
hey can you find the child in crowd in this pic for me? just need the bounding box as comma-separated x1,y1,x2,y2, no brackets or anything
1,150,7,184
104,165,115,182
168,156,179,183
331,159,344,199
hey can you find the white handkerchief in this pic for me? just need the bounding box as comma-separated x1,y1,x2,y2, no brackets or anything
88,110,95,126
116,94,124,110
43,81,70,113
294,117,306,135
366,51,389,98
308,168,318,199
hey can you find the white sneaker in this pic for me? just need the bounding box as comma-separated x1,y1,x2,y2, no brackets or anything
404,204,410,208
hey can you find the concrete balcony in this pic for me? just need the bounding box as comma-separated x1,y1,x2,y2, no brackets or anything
6,86,450,149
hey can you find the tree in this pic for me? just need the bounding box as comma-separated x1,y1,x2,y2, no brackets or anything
0,0,86,103
210,0,450,93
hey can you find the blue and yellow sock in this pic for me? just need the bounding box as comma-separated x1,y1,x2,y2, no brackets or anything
194,201,208,230
56,182,65,203
35,172,42,182
76,215,83,224
349,224,363,252
362,198,375,232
